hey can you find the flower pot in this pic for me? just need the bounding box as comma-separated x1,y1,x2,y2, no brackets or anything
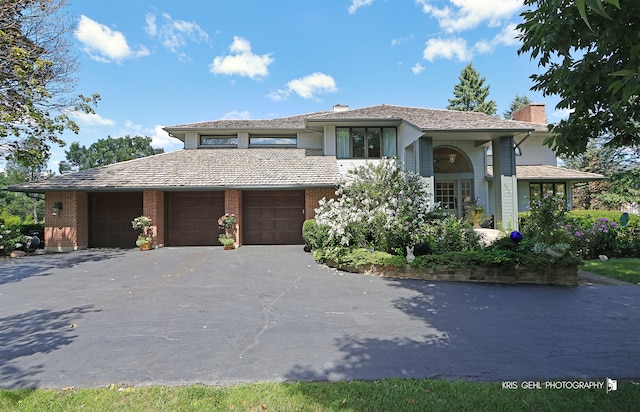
224,245,235,250
139,241,152,251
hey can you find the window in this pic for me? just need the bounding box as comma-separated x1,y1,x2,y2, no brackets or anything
529,182,566,199
201,135,238,146
249,135,297,146
336,127,396,158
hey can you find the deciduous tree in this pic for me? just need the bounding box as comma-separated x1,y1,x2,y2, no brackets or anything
0,0,98,165
59,135,164,173
518,0,639,156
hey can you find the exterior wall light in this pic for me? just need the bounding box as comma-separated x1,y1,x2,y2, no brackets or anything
52,202,63,216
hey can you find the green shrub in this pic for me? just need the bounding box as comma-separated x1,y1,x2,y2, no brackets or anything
314,247,406,268
0,224,26,256
302,219,328,251
414,214,482,253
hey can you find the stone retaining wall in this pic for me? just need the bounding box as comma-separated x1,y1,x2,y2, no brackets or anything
327,261,578,286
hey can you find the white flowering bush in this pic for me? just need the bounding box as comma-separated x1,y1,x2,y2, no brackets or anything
315,158,435,255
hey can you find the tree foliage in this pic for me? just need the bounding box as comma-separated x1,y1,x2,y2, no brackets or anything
446,62,497,115
518,0,639,156
0,0,98,164
59,135,164,173
503,95,532,120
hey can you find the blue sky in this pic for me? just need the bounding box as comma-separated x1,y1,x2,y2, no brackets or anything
52,0,564,171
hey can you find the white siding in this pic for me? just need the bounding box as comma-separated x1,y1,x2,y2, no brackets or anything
516,134,556,166
337,159,383,174
298,132,323,149
324,125,336,156
185,132,198,149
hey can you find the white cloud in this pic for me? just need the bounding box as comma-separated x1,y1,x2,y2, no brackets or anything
145,12,209,57
412,62,425,74
209,36,273,80
69,111,116,127
269,72,338,101
416,0,522,33
391,33,415,47
423,37,471,62
222,110,252,120
75,15,149,63
122,121,181,150
348,0,375,14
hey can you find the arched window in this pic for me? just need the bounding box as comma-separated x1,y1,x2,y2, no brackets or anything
433,147,472,173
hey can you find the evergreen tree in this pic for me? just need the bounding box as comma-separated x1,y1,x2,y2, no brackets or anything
503,95,532,120
447,63,497,115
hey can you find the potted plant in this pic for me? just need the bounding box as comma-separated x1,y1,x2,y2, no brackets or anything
131,215,153,250
465,199,486,229
218,213,236,249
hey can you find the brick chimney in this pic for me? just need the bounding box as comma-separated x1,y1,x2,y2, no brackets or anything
512,103,546,124
332,104,349,112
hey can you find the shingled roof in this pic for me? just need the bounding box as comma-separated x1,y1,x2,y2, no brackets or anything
487,165,605,181
164,104,549,135
9,149,339,193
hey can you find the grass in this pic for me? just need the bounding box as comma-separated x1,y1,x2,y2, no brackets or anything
580,258,640,284
1,379,639,411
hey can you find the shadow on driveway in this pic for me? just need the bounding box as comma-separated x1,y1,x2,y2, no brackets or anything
0,305,100,388
0,249,127,286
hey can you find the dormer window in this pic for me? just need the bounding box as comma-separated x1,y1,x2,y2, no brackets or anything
336,127,397,159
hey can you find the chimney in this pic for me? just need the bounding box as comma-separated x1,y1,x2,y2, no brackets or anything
512,103,546,124
332,104,349,112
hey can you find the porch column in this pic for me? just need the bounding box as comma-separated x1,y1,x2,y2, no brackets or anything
143,191,165,247
44,191,88,252
492,136,519,230
418,136,435,207
225,189,242,246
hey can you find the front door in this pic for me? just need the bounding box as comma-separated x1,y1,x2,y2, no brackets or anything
434,179,474,218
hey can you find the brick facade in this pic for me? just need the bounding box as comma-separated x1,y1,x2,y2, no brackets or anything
224,189,242,246
44,191,88,252
143,190,165,247
305,187,337,219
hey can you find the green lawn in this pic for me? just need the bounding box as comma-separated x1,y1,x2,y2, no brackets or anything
2,380,639,411
580,258,640,284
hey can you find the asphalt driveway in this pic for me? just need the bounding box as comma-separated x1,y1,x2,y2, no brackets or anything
1,246,639,389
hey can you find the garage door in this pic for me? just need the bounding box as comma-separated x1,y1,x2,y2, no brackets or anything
243,191,305,244
90,192,143,248
166,192,224,246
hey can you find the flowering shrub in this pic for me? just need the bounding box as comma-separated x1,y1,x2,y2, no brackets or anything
314,158,434,255
0,224,25,256
565,215,640,259
414,213,481,253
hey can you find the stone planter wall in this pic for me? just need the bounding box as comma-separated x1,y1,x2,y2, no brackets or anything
326,261,578,286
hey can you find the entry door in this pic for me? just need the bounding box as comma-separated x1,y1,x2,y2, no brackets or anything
435,180,474,217
435,181,457,215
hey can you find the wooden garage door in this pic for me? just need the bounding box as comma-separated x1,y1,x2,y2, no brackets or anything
243,190,305,245
166,192,224,246
90,192,143,248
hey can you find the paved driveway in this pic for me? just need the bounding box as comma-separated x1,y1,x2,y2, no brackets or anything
1,246,639,389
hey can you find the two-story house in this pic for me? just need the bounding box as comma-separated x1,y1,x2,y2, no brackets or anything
9,103,604,252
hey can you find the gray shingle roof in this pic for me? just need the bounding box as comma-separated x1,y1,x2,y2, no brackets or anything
8,149,339,193
487,165,605,181
164,104,548,133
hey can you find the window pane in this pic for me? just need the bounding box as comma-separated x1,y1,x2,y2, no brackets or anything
543,183,554,194
250,136,296,145
555,183,566,197
352,128,365,158
336,128,350,158
367,128,381,158
530,184,541,199
382,128,397,157
201,136,237,145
